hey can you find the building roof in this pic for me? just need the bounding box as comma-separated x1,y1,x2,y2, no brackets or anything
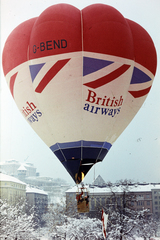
66,183,160,194
18,165,27,171
0,159,19,165
26,186,48,195
0,160,36,169
92,175,107,187
130,183,160,192
0,173,26,185
24,162,34,167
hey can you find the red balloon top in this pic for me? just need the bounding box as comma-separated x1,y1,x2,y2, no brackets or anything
82,4,134,60
2,4,157,76
2,18,37,76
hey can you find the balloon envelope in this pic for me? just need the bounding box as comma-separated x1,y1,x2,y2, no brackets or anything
2,4,157,183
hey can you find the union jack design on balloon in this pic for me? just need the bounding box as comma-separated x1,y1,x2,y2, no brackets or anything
2,4,157,183
30,59,71,93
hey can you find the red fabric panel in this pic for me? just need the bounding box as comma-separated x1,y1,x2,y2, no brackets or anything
82,4,134,60
29,4,82,59
127,19,157,75
2,18,37,76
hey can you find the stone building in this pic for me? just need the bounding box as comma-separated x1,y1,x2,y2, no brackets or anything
26,185,48,215
0,159,37,178
0,173,26,204
152,187,160,217
25,176,71,203
17,164,27,181
0,159,20,177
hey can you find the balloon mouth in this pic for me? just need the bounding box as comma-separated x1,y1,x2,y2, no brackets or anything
81,163,94,165
75,162,96,184
50,140,112,183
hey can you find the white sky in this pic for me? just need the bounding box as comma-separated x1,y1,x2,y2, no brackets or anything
1,0,160,184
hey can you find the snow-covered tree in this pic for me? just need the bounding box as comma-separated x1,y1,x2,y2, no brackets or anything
103,180,158,239
42,201,103,239
134,210,159,239
55,216,103,239
0,199,37,240
42,201,67,232
43,215,103,239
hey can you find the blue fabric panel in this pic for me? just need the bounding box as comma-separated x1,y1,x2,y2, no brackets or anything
50,140,112,152
62,159,81,181
82,147,102,161
130,67,151,84
102,142,112,150
50,141,82,152
82,140,112,150
61,147,81,161
29,63,45,82
98,148,108,160
50,143,59,152
82,140,104,148
83,57,113,76
53,149,66,162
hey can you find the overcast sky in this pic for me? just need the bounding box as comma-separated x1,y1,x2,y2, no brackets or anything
1,0,160,184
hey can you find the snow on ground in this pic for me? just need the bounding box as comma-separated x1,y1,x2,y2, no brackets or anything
39,237,160,240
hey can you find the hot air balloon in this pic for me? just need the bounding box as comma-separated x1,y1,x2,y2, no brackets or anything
2,4,157,184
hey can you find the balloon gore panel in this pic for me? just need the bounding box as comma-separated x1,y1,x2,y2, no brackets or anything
2,18,37,76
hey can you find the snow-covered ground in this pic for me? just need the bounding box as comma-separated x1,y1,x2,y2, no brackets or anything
38,232,160,240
